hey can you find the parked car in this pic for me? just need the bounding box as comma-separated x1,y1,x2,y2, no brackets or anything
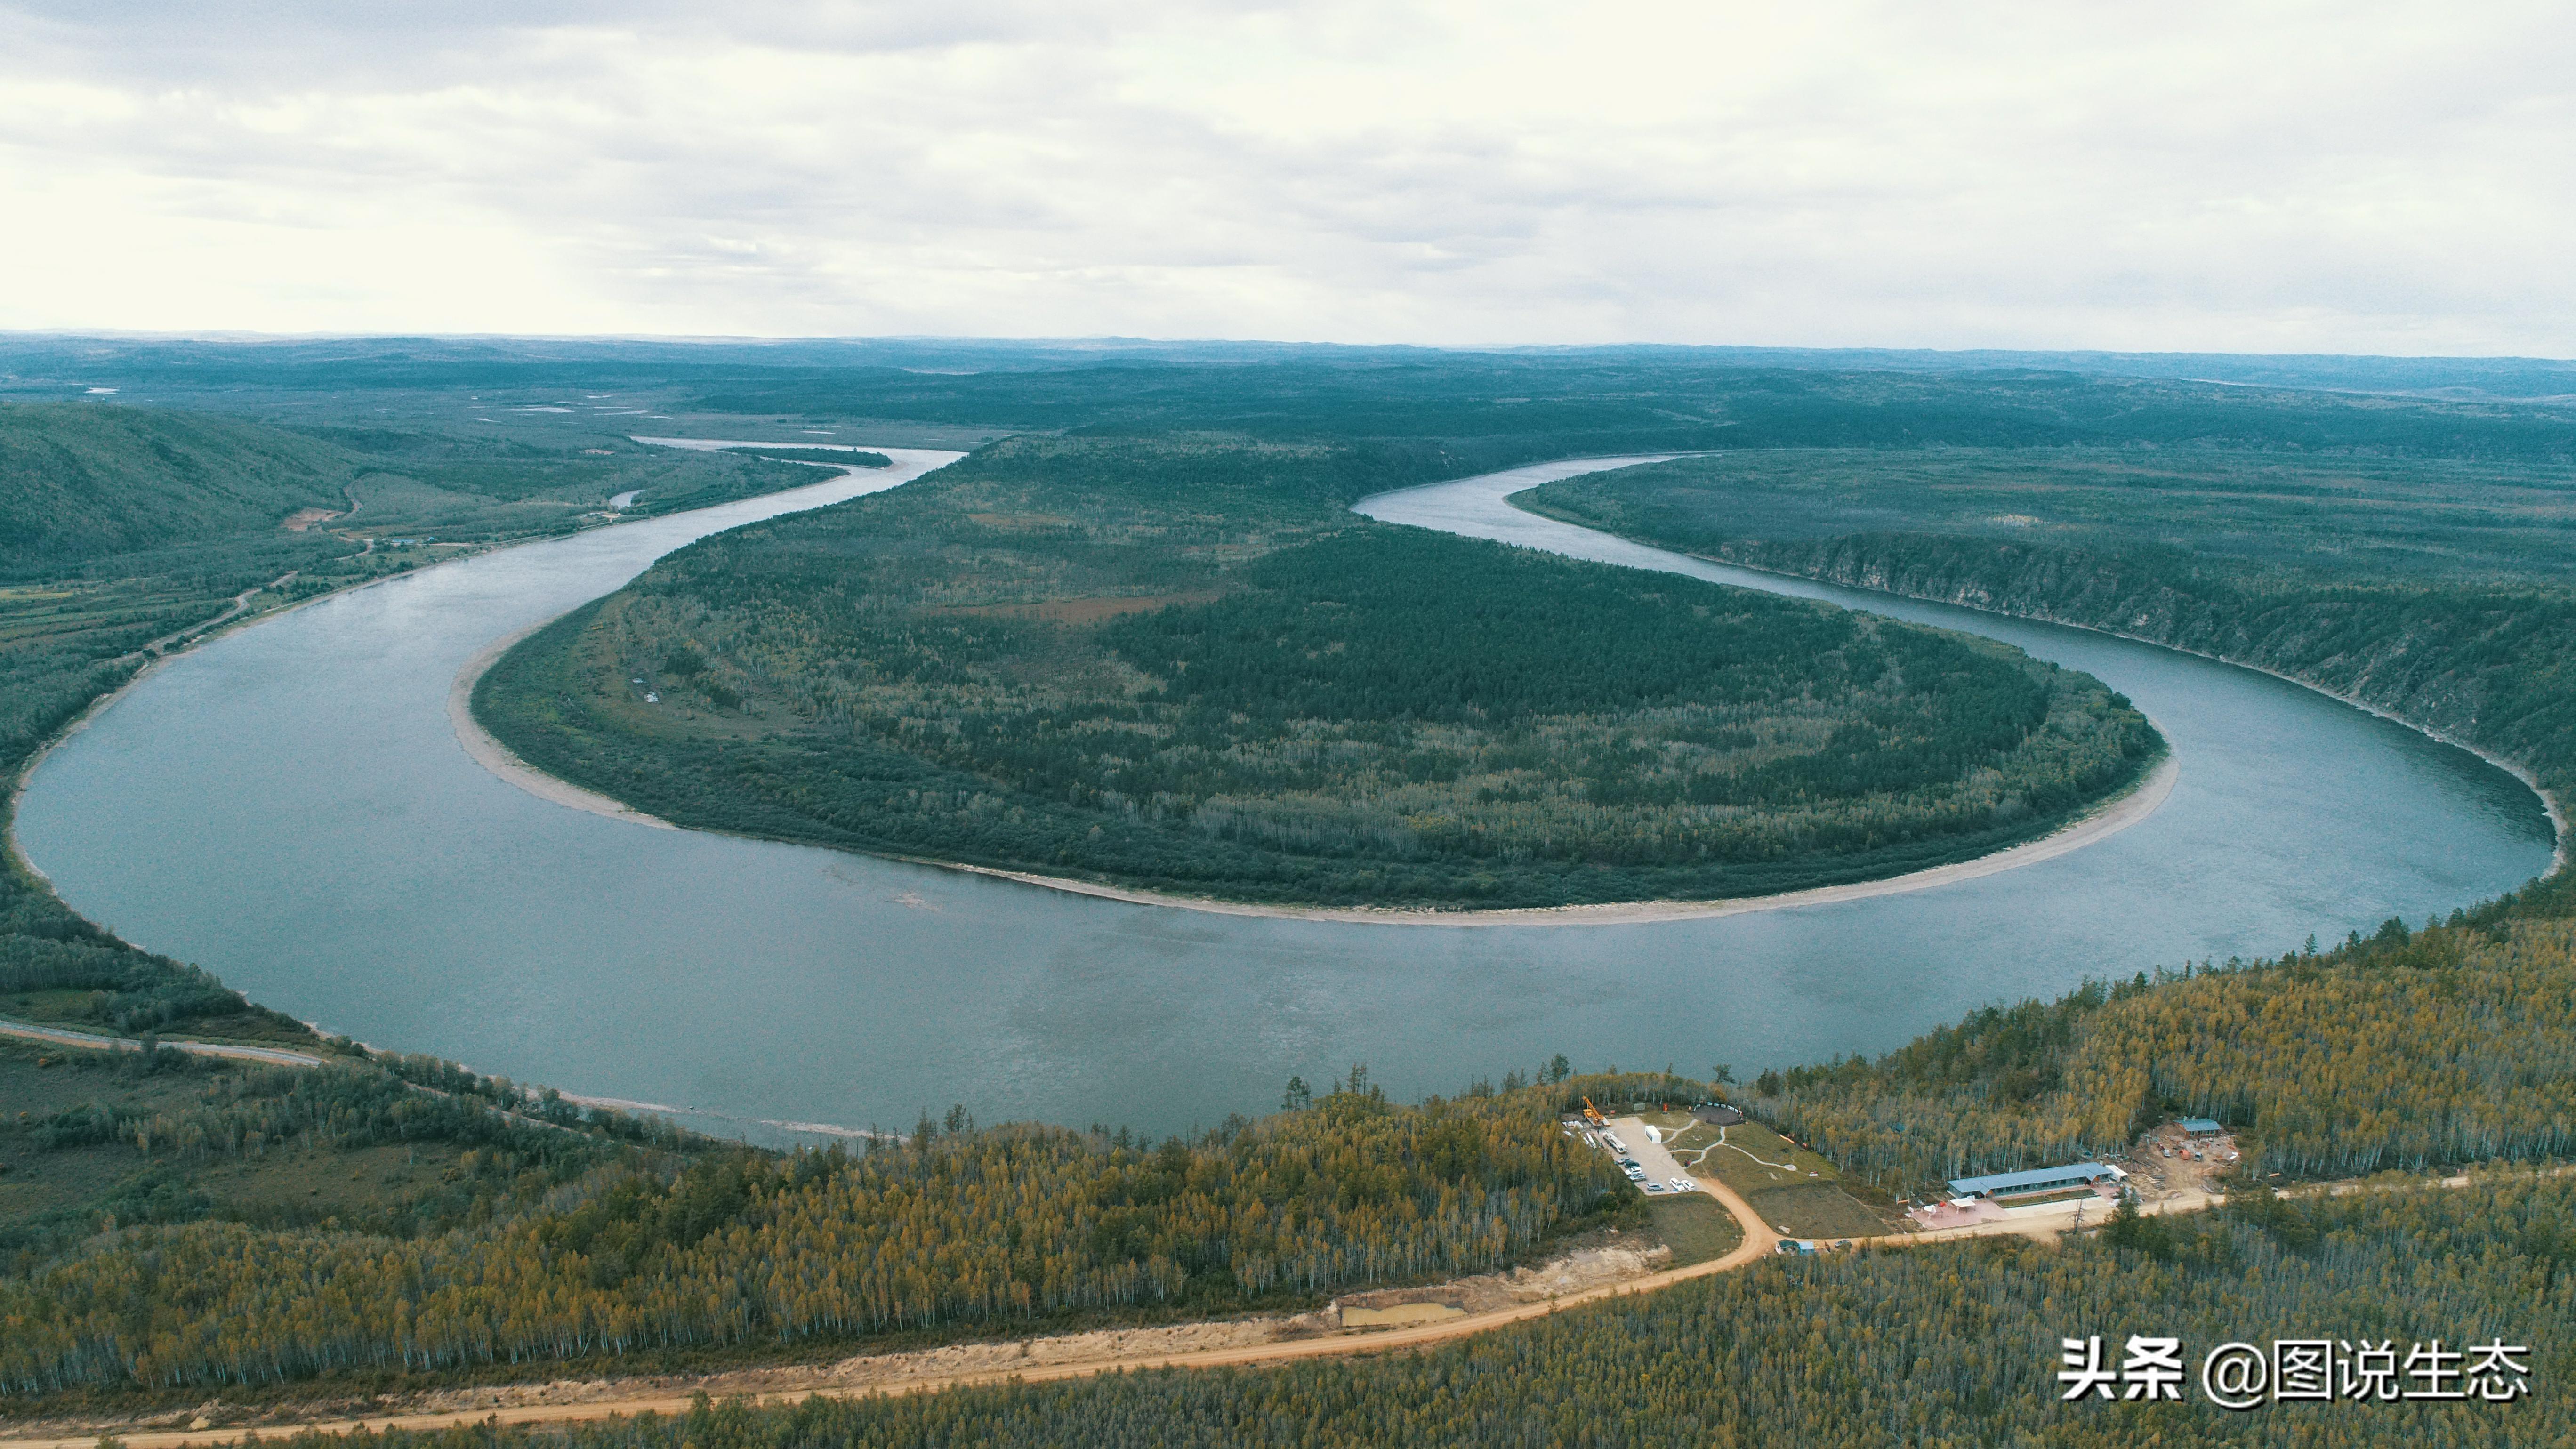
1668,1176,1696,1191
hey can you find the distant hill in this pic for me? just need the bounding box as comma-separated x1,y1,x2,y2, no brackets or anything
0,402,352,572
0,402,832,577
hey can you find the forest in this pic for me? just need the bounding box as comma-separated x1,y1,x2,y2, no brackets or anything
0,1034,688,1279
475,433,2159,908
718,447,893,468
0,1066,1674,1396
204,1168,2576,1446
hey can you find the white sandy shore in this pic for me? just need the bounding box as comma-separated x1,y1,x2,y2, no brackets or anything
920,750,2180,926
448,621,678,830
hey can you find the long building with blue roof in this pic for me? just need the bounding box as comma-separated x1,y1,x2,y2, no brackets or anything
1946,1162,2125,1200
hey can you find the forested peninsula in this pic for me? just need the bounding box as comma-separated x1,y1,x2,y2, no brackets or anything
472,435,2161,909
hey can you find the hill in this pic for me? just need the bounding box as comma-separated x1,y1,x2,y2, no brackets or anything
0,403,352,574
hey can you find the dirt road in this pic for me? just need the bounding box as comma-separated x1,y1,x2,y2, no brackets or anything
0,1017,324,1068
123,571,300,662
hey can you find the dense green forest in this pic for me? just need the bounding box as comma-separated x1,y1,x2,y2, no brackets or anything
1521,446,2576,587
227,1168,2576,1445
0,404,353,571
476,434,2159,908
0,1068,1674,1396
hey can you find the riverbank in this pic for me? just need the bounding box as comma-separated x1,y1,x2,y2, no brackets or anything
903,749,2176,926
1610,542,2567,883
449,619,678,830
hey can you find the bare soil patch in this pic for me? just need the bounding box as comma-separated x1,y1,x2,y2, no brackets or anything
927,591,1225,624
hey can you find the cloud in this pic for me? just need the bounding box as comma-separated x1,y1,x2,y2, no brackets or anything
0,0,2569,351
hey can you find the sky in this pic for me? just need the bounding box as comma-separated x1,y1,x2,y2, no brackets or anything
2,1,2570,354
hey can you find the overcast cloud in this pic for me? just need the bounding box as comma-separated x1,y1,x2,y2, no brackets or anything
2,1,2569,351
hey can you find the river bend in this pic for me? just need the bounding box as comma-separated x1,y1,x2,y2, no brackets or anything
15,454,2555,1139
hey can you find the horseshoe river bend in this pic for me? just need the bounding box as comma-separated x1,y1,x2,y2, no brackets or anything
14,452,2556,1141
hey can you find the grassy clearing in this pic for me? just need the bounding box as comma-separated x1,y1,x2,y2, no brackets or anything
1649,1111,1893,1239
1740,1183,1893,1241
1642,1193,1743,1266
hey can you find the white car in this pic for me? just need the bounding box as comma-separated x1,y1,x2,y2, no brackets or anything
1643,1183,1668,1193
1669,1176,1697,1192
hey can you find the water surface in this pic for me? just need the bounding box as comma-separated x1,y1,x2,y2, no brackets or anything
17,455,2554,1140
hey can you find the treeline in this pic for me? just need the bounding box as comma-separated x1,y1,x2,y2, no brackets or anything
673,347,2576,463
23,1054,686,1166
0,402,350,572
476,436,2158,908
720,447,893,468
0,1072,1632,1395
230,1169,2576,1446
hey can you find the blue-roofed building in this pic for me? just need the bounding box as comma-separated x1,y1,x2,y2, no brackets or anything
1946,1162,2125,1200
2178,1118,2224,1136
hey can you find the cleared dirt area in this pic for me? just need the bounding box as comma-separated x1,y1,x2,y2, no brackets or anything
1741,1181,1892,1240
925,591,1225,623
1328,1236,1677,1324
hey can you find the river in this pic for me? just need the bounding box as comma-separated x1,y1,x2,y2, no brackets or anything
15,454,2555,1141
